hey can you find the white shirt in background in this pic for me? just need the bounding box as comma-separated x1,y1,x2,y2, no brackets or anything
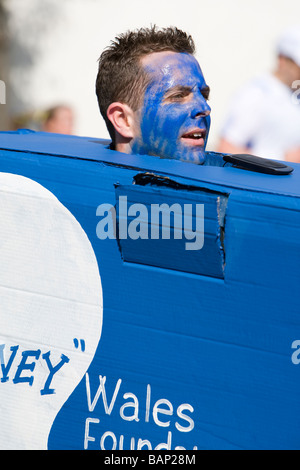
220,73,300,160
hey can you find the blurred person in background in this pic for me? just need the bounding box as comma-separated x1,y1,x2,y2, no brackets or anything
42,104,74,135
11,104,74,135
217,26,300,162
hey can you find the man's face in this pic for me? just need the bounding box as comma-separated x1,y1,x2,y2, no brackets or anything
131,51,211,164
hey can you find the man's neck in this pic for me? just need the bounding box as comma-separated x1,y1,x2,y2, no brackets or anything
115,142,132,154
114,134,133,154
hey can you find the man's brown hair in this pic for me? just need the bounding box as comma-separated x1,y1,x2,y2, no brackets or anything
95,26,195,144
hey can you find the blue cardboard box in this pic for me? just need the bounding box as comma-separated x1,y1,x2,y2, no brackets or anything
0,130,299,450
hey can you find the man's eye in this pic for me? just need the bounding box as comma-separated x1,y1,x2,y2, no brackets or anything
167,91,191,103
168,92,189,101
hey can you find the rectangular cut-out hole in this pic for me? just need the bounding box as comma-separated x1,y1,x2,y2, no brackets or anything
114,175,229,279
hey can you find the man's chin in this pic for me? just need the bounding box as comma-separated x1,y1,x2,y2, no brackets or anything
175,144,206,164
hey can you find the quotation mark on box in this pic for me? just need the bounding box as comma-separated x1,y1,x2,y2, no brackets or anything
73,338,85,352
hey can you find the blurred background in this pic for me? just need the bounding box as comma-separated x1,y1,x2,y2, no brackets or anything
0,0,299,151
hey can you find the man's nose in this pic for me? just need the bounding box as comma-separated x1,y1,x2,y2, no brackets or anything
193,108,211,119
191,97,211,119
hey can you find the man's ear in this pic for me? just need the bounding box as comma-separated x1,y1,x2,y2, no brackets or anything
106,102,136,139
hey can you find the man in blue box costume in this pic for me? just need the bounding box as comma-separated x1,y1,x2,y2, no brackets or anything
96,26,211,165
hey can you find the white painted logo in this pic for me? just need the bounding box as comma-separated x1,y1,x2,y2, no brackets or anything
0,174,103,449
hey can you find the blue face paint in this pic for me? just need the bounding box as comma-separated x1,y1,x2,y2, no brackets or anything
132,52,211,164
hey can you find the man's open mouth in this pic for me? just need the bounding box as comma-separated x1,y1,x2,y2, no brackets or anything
181,129,206,146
